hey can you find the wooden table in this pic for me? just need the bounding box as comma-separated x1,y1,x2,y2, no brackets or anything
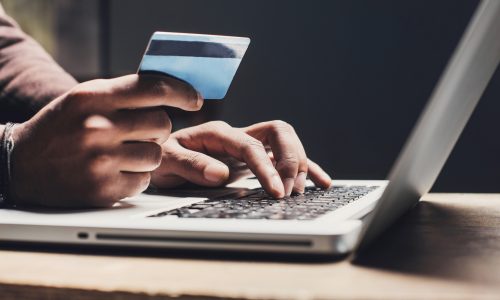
1,193,499,300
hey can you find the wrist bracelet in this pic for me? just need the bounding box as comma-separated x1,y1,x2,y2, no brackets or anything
0,123,17,207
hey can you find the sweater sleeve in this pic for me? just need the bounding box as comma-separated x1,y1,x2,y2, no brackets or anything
0,5,78,123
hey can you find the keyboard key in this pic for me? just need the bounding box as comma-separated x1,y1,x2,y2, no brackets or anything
148,185,377,220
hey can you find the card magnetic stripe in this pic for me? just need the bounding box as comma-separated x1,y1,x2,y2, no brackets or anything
146,40,246,59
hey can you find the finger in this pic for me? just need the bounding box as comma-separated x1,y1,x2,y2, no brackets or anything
245,121,308,196
217,156,254,183
79,74,203,111
114,171,152,200
115,142,162,172
267,151,277,167
291,139,308,194
151,173,187,189
155,143,230,187
109,107,172,144
89,171,152,206
175,122,285,198
307,159,332,188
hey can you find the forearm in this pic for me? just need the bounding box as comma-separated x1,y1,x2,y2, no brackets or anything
0,7,78,123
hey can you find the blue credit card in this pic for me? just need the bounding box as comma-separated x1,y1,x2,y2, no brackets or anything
138,32,251,100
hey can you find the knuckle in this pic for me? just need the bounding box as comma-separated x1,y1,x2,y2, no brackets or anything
276,155,300,171
80,115,115,140
66,80,108,109
207,120,231,132
270,120,294,134
242,137,265,153
180,152,204,170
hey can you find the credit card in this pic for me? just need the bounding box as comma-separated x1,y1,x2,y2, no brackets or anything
138,31,251,100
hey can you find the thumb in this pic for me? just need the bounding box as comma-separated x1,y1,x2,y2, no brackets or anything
154,144,230,187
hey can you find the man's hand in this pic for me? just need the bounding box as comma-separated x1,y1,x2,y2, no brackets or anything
11,74,202,207
151,121,332,198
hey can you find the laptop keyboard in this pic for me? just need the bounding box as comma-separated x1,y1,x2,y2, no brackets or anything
148,185,378,221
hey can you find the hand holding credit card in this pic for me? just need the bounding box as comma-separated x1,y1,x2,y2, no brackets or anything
138,32,251,100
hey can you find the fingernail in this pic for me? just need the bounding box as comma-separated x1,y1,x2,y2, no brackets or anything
322,171,333,187
271,174,285,198
294,172,307,194
203,164,226,183
283,178,295,196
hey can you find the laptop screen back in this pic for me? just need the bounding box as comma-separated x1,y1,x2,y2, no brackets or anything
355,0,500,252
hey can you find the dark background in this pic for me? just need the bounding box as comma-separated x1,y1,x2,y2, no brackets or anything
81,0,500,192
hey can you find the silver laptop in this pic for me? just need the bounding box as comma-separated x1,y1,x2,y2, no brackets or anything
0,0,499,255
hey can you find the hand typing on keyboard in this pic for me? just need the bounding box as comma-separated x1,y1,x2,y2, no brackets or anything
151,120,332,198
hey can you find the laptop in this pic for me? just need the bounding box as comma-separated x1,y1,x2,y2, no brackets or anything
0,0,499,256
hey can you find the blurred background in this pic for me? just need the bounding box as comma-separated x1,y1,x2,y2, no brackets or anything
3,0,500,192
